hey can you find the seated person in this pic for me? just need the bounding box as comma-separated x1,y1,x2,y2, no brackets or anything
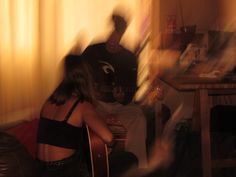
36,54,137,177
81,12,147,168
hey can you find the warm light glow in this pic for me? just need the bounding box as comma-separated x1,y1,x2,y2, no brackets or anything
0,0,144,125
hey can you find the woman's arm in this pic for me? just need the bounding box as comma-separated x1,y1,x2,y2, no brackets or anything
81,101,113,144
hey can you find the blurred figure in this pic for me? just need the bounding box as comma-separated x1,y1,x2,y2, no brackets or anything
81,11,148,168
0,131,39,177
36,54,113,177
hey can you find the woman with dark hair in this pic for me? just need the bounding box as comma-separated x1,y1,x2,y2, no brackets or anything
36,54,113,177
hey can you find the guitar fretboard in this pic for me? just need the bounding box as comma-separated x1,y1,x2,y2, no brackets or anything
106,118,127,140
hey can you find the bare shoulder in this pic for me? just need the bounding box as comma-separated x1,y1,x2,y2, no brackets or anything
79,101,93,108
79,101,96,113
79,101,101,122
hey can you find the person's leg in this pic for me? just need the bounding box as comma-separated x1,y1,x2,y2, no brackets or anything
95,101,148,168
109,151,138,177
116,103,147,168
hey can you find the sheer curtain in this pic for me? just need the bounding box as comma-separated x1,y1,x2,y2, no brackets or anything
0,0,142,126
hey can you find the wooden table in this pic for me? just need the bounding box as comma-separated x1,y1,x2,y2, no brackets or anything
162,74,236,177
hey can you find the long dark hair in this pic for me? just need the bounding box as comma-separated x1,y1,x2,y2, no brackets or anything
49,54,95,105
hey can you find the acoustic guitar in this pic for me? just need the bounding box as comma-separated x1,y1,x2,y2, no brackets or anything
83,125,110,177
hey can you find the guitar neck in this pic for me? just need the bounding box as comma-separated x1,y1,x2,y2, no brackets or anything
83,125,109,177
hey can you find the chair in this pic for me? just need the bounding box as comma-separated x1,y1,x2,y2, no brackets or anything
210,105,236,168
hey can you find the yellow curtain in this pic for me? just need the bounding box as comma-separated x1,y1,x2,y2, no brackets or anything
0,0,144,126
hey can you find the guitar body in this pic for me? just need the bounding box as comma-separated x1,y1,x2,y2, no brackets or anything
83,125,109,177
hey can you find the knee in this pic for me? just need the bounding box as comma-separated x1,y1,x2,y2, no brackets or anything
109,151,138,170
123,151,139,167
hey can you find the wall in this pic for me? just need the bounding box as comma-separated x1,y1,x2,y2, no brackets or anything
0,0,141,127
152,0,236,33
159,0,219,33
150,0,219,49
218,0,236,31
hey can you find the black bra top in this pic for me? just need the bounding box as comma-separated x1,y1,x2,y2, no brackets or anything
37,99,84,149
